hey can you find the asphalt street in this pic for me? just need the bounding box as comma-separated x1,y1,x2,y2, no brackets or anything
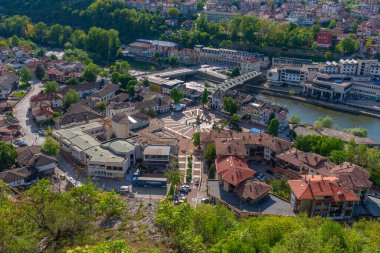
13,81,44,146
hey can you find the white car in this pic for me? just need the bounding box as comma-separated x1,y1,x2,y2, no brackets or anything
118,186,130,194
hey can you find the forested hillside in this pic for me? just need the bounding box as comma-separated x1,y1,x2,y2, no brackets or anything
0,0,167,42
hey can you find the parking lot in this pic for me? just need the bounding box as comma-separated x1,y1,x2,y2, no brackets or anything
247,162,276,181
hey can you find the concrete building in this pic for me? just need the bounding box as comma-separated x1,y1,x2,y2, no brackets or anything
53,122,139,179
111,113,150,138
195,45,264,73
143,145,171,169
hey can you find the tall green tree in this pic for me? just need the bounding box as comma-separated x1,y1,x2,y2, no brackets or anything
192,132,201,149
268,118,280,136
41,137,60,156
201,88,208,107
222,97,237,114
35,64,45,80
45,81,58,93
170,88,183,104
0,142,17,171
82,63,101,82
63,88,80,107
19,66,32,83
231,67,240,77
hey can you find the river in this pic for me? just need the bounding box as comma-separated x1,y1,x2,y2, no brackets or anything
260,95,380,141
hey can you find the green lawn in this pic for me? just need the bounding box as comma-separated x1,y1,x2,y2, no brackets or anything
11,91,27,98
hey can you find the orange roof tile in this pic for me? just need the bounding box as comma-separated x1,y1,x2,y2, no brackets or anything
216,156,255,186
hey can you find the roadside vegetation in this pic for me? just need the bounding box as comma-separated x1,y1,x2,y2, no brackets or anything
156,200,380,252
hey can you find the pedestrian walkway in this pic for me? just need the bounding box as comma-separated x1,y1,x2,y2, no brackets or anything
178,155,187,179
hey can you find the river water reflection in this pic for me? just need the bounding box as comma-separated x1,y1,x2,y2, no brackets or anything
260,95,380,141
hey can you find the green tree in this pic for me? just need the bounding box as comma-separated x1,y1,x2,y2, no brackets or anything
231,66,240,77
41,137,60,156
128,85,135,96
203,143,216,164
343,127,368,137
289,115,300,124
314,116,335,129
45,81,58,93
201,88,208,107
19,66,32,83
335,37,359,55
167,7,180,18
222,97,237,114
142,78,150,87
208,163,216,179
82,63,101,82
170,88,183,104
111,72,121,84
0,142,17,171
192,132,201,148
96,102,107,111
96,191,126,219
35,64,45,80
230,113,240,125
268,118,280,136
66,77,80,85
63,88,80,107
165,168,181,188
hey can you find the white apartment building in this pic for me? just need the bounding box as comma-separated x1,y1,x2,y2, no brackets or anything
195,45,264,73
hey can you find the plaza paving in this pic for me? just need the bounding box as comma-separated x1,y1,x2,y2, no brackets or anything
160,108,218,139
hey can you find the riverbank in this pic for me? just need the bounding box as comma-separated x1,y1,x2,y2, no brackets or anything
244,84,380,120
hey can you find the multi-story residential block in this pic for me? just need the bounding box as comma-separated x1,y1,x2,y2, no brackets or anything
203,10,238,23
195,45,264,73
288,175,360,219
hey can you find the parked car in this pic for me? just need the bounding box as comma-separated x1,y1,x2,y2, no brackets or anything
17,141,27,147
180,187,190,193
178,193,187,200
201,198,210,204
195,179,200,187
117,186,130,194
266,169,274,175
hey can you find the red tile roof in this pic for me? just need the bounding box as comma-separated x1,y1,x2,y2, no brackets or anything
216,156,255,186
30,92,63,102
235,179,272,201
288,177,360,203
330,162,373,192
200,130,292,153
276,148,336,175
215,138,247,157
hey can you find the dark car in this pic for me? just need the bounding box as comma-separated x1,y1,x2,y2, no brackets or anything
266,169,274,175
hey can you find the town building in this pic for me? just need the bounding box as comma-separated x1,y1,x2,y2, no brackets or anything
90,83,119,103
0,75,18,99
53,122,140,179
316,31,333,48
288,175,360,219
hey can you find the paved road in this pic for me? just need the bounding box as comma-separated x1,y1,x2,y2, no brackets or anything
13,82,44,146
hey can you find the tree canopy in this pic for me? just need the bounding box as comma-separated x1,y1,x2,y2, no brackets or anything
82,63,101,82
45,81,58,93
41,136,60,156
63,88,80,107
0,142,17,171
169,88,183,104
268,118,280,136
222,97,237,115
